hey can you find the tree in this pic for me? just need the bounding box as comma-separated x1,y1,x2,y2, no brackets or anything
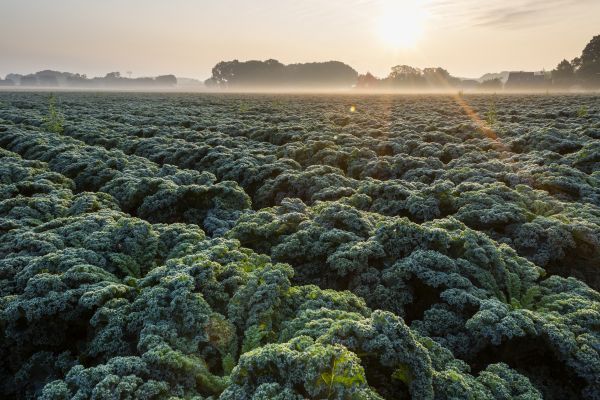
285,61,358,87
576,35,600,87
204,59,357,89
104,71,121,80
552,59,575,88
204,77,219,88
386,65,425,87
479,78,503,91
21,75,38,86
356,72,380,89
423,67,458,88
155,74,177,86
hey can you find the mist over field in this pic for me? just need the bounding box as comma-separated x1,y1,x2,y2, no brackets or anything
2,31,599,93
1,1,600,400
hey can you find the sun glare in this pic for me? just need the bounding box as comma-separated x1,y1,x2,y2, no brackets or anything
376,0,428,49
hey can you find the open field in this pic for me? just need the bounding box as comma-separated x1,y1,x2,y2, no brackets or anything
0,92,599,399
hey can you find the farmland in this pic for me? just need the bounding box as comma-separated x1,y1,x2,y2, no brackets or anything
0,92,599,399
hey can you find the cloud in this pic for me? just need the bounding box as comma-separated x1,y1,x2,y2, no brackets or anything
426,0,595,29
472,7,545,28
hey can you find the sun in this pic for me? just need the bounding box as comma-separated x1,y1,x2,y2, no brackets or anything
376,0,428,49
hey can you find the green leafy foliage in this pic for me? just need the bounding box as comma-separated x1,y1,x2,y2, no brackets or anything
0,92,599,399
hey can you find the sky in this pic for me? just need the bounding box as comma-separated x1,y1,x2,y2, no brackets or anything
1,0,599,80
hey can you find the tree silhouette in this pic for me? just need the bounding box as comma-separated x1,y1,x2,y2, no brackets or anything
576,35,600,87
387,65,424,87
205,59,357,89
552,59,575,88
356,72,380,88
423,67,459,88
105,71,121,80
155,75,177,86
479,78,503,90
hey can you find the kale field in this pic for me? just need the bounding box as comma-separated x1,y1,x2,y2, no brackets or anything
0,92,599,400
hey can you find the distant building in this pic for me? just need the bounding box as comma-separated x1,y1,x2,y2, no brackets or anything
505,71,547,90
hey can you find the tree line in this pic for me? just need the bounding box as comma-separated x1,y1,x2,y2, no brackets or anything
204,59,359,89
551,35,600,88
1,35,598,91
203,34,599,91
1,70,177,88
